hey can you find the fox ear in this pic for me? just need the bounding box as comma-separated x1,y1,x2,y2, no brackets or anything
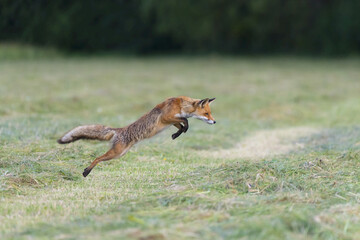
195,98,209,108
200,98,209,108
208,98,216,104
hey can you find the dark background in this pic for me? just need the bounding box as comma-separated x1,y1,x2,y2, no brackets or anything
1,0,360,55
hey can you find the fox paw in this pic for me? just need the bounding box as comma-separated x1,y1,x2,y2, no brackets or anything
172,133,179,140
83,168,92,177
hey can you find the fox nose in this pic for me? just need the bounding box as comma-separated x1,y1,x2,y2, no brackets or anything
214,121,216,124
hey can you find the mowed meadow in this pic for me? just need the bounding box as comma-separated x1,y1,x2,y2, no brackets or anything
1,46,360,239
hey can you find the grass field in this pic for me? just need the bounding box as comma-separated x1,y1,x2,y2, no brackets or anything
1,46,360,239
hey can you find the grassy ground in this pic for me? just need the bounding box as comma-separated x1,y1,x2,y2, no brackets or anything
1,46,360,239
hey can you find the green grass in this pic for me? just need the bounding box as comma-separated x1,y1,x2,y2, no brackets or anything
1,45,360,239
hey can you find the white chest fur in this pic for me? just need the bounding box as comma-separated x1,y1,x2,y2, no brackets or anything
175,110,193,118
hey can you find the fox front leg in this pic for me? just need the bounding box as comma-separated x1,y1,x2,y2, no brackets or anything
172,123,184,140
180,118,189,133
171,118,189,140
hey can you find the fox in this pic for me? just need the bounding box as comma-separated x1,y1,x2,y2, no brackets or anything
57,96,216,177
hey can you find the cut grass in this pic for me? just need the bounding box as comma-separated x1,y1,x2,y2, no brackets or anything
1,48,360,239
201,127,320,159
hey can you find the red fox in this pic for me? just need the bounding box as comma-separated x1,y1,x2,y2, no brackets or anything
57,96,216,177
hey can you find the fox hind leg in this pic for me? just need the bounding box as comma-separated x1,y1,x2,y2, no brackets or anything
83,143,130,177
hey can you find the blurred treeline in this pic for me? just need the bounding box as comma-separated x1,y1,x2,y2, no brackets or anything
1,0,360,55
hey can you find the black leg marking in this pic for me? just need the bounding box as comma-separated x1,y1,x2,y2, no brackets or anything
83,168,92,177
171,118,189,140
172,131,182,140
181,118,189,133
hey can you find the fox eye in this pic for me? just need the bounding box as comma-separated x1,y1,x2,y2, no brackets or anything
205,113,209,116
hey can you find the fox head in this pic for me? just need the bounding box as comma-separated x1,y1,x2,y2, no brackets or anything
192,98,216,124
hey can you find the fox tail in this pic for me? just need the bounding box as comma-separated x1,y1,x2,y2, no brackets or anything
57,125,115,144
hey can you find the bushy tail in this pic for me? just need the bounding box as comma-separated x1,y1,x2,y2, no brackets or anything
57,125,115,144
